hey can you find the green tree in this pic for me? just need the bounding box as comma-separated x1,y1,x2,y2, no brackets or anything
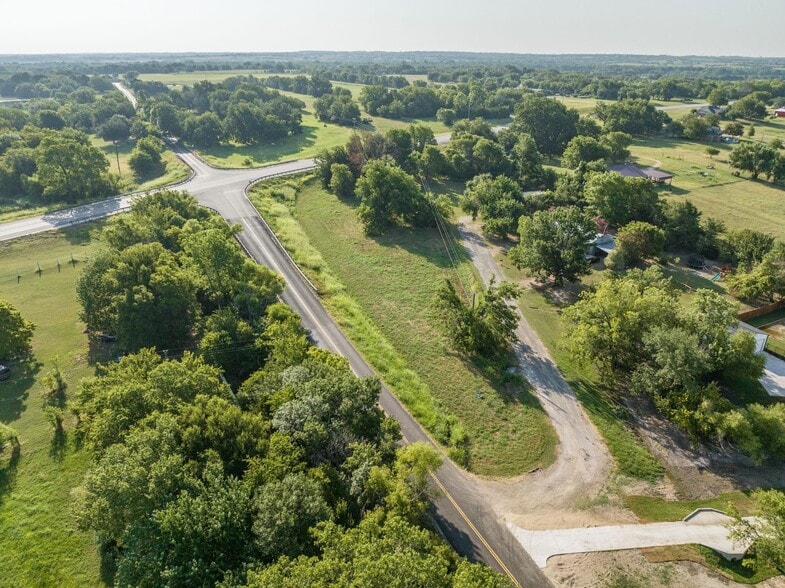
183,112,223,147
707,88,729,107
0,299,35,359
128,136,163,178
729,142,779,180
727,94,768,120
680,113,713,140
662,199,702,250
584,171,662,227
615,221,665,265
564,267,679,372
355,159,429,235
601,131,634,162
460,174,525,238
511,94,579,155
0,423,19,454
706,147,720,159
35,130,111,202
329,162,355,198
510,206,596,286
36,109,66,130
561,135,608,169
434,278,521,357
724,121,745,136
114,459,254,587
729,489,785,573
98,114,131,142
595,99,669,135
725,229,775,268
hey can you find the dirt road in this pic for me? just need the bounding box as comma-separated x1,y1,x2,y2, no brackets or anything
457,218,613,528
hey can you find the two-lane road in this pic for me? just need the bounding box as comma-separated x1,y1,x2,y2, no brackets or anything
0,144,549,586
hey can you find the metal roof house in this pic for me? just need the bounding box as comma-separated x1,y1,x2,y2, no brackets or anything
608,164,674,184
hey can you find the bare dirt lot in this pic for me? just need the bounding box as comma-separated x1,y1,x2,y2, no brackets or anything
546,550,785,588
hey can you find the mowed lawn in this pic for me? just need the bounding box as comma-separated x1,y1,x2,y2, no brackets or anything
250,177,556,477
91,136,190,192
196,102,355,168
0,225,107,586
628,132,785,241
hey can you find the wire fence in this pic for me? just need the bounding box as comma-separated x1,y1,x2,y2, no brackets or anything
5,253,92,284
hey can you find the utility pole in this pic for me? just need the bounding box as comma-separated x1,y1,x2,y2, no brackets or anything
113,141,121,175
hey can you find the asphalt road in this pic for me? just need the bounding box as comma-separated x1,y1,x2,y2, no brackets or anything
0,140,550,585
180,148,550,587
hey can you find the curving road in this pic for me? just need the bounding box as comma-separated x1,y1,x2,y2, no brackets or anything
0,92,549,587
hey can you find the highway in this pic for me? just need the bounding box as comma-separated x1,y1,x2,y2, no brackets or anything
0,96,550,587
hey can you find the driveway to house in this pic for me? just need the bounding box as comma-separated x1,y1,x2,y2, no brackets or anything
508,509,751,568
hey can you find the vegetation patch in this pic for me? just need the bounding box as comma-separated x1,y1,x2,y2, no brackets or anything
624,492,756,522
641,544,779,584
249,175,557,477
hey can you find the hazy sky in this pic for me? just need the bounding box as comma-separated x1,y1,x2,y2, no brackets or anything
2,0,784,56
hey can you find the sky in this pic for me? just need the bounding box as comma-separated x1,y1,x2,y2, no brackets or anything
1,0,784,57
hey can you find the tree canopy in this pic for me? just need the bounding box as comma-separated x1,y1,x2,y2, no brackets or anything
510,206,596,286
0,300,35,359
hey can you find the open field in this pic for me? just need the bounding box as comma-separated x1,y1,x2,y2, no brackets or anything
249,175,557,477
0,224,107,587
553,96,699,115
623,492,755,523
138,70,277,85
626,131,785,242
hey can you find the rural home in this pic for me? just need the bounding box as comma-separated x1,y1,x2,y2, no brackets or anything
774,108,785,118
587,233,615,262
608,163,673,184
696,105,725,117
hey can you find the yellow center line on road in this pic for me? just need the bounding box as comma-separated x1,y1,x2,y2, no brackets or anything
400,432,522,588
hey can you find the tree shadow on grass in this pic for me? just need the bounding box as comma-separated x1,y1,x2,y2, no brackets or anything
372,224,458,270
0,359,41,422
200,126,319,166
0,443,21,505
49,428,67,462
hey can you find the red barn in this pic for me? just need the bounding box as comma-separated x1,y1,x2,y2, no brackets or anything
775,108,785,118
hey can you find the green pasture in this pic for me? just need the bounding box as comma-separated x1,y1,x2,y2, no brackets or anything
0,224,107,587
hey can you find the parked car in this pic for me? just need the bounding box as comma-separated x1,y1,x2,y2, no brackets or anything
0,365,10,381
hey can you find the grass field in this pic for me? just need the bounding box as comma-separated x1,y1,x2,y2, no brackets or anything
0,224,107,587
553,96,699,115
624,492,755,523
621,127,785,242
248,175,557,477
91,137,190,192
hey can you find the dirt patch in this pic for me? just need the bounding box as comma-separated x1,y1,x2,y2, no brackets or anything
628,397,785,499
762,319,785,339
544,549,785,588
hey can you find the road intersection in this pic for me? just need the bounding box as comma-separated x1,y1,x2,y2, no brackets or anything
0,89,744,585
